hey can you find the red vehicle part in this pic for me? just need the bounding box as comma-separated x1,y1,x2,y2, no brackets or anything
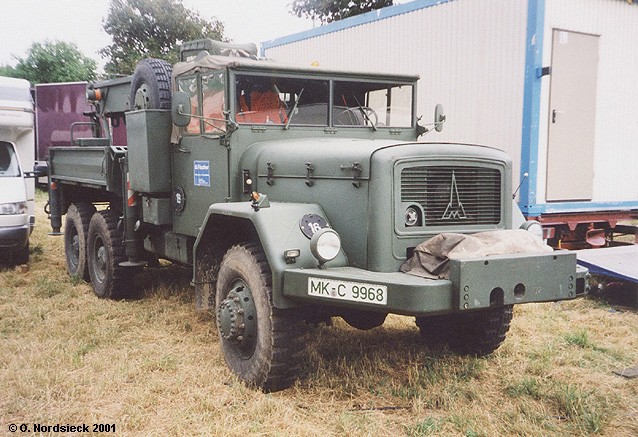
529,211,638,249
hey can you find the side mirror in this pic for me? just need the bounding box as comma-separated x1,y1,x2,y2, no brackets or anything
416,103,446,137
434,104,446,132
24,164,48,179
172,91,192,127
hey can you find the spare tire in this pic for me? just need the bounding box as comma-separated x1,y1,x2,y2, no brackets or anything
130,58,173,110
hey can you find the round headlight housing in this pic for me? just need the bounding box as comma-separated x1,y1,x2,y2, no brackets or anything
310,228,341,264
405,205,420,227
520,220,544,239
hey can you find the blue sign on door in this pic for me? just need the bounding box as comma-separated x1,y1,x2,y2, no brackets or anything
194,160,210,187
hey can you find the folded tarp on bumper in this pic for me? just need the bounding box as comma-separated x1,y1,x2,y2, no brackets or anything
400,229,553,280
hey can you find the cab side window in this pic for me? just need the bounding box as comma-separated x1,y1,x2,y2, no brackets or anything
202,72,226,134
176,76,200,135
176,72,226,135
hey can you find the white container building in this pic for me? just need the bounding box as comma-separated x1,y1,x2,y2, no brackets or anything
262,0,638,246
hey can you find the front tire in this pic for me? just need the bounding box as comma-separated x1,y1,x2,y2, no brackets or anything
215,243,303,392
87,210,132,299
64,203,96,280
416,305,513,356
341,310,387,330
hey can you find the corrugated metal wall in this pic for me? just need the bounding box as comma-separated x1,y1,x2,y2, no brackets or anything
264,0,529,187
265,0,638,207
538,0,638,204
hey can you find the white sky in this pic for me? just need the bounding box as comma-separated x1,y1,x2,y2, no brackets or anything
0,0,317,70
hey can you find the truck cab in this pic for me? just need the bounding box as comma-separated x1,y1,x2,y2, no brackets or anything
0,77,35,265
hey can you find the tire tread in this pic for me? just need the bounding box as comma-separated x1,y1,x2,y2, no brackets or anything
216,243,305,392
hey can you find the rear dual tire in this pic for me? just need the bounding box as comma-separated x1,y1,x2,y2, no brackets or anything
64,203,96,281
86,210,134,299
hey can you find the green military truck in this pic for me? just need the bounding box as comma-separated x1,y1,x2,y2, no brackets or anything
47,40,588,391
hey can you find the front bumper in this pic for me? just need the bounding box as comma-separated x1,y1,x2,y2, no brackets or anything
283,251,589,316
0,224,29,250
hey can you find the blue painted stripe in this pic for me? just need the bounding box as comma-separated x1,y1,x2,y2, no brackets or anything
526,200,638,215
261,0,455,56
519,0,545,215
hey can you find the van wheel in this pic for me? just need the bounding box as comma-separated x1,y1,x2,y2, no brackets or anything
215,243,304,392
130,58,173,110
64,203,95,280
87,210,132,299
416,305,513,356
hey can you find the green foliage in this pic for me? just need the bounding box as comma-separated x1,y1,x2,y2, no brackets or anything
101,0,225,75
291,0,394,24
0,41,97,84
0,65,17,78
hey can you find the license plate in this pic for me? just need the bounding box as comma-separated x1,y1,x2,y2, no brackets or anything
308,277,387,305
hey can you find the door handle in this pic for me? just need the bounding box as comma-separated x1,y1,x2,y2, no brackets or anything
552,109,564,123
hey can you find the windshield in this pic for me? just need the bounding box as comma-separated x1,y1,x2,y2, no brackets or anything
0,141,21,177
234,73,413,128
333,80,413,128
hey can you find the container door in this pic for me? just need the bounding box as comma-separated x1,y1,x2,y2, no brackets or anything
546,30,599,202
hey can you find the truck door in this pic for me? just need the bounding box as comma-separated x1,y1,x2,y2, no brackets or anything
172,72,229,237
546,30,599,202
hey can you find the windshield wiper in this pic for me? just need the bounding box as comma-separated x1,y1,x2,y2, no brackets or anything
353,95,377,131
284,88,304,130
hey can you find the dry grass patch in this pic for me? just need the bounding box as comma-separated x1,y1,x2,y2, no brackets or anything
1,190,637,435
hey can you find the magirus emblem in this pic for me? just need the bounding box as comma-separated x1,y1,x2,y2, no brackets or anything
442,171,467,219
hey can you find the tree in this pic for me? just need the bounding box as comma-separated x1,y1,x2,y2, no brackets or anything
0,41,97,84
291,0,394,24
101,0,225,75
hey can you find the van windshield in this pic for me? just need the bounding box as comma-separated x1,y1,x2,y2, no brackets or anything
0,141,21,177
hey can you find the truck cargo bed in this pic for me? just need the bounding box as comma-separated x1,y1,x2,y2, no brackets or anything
49,142,125,192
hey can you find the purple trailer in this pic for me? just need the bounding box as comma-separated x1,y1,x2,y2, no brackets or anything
35,82,94,161
34,82,128,182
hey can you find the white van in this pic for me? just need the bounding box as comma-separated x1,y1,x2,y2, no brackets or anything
0,76,35,265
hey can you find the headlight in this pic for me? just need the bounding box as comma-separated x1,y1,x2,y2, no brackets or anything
520,220,543,239
405,205,421,227
0,201,27,215
310,228,341,265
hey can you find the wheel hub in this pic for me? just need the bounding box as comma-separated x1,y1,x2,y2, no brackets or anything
134,83,150,110
70,233,80,267
95,243,107,282
217,280,257,354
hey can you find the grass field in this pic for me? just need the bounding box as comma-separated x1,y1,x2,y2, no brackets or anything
1,190,637,436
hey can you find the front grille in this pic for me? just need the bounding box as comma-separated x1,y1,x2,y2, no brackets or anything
401,166,501,226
